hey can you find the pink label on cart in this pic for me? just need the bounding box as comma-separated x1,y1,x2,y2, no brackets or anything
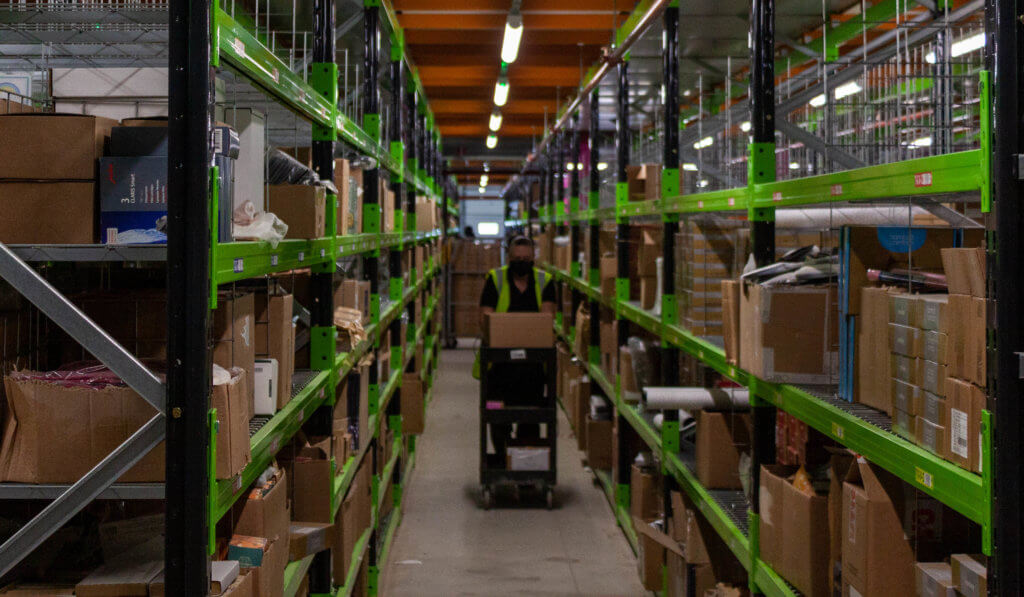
485,400,505,410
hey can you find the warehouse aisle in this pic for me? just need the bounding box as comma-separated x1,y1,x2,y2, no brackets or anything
382,348,644,596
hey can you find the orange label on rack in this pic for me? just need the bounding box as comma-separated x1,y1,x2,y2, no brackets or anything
914,172,933,187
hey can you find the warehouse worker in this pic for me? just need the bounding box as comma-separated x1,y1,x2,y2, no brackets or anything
478,235,555,463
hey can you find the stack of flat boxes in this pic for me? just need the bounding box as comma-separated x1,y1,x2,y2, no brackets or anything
451,240,501,337
677,220,743,343
887,248,986,474
889,294,949,456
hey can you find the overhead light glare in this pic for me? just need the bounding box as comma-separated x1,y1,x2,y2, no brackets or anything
789,161,800,170
501,11,524,64
693,136,714,149
596,162,608,171
566,163,574,171
810,82,862,107
489,110,502,132
486,134,498,149
683,163,698,171
910,136,933,148
926,32,985,63
493,76,510,106
740,121,751,132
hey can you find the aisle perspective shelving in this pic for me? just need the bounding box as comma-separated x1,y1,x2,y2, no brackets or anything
501,0,1008,593
0,0,457,594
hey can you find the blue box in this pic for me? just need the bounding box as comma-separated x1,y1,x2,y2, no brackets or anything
99,156,167,244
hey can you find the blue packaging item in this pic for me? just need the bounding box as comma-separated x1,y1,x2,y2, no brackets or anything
213,126,240,159
110,126,168,157
99,156,167,244
215,154,234,242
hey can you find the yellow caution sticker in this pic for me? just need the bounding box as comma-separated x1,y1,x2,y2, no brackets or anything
831,422,845,440
915,467,934,489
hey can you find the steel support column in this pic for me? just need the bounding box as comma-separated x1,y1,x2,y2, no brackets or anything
614,57,632,510
748,2,776,588
165,0,213,590
987,0,1024,590
570,113,582,317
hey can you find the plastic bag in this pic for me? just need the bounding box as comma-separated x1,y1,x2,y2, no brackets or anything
233,209,289,248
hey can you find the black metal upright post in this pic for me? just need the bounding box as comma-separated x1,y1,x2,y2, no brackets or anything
660,2,681,538
166,0,212,591
362,5,382,589
749,0,776,580
987,0,1024,591
587,88,602,491
614,57,632,512
570,112,582,318
308,0,337,588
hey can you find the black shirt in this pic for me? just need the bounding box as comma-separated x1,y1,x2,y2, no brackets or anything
479,268,555,312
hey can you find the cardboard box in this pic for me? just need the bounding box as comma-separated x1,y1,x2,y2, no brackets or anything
234,468,289,543
0,584,76,595
288,523,336,561
585,416,612,470
213,367,252,480
945,377,984,472
415,196,435,232
670,491,709,564
893,407,915,441
889,323,922,357
401,373,425,434
215,292,256,397
918,359,947,396
639,276,658,310
891,354,918,385
740,283,838,384
891,378,921,416
75,559,163,597
638,229,662,276
507,447,550,471
600,254,617,297
249,536,287,597
290,444,334,523
915,562,956,597
941,248,986,298
600,320,618,379
722,280,741,365
626,163,662,200
828,451,855,592
758,465,830,597
915,295,949,331
842,459,916,597
484,312,554,348
696,410,751,490
220,571,255,597
254,292,294,410
951,554,987,597
630,462,661,521
915,416,946,456
637,529,664,591
0,373,164,483
0,182,96,244
268,184,326,239
0,113,115,180
149,561,240,597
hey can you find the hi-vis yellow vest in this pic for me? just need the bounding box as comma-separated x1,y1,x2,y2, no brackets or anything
488,266,550,312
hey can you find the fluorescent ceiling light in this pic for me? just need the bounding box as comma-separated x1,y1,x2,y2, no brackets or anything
697,179,709,188
926,32,985,64
480,175,489,186
789,161,800,170
683,163,698,171
597,162,608,171
566,163,574,171
910,136,932,148
501,11,524,64
740,121,751,132
810,82,862,107
486,134,498,149
493,76,510,107
489,110,502,132
693,136,713,149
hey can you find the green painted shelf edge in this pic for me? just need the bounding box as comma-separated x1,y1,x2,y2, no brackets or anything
283,553,316,597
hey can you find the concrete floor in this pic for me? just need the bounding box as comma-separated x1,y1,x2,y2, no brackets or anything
381,348,645,597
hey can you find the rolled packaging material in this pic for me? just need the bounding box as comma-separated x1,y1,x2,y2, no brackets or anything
642,386,749,411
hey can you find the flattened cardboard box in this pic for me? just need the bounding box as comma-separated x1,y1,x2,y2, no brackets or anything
696,410,751,490
400,373,425,434
254,293,295,409
485,312,553,348
213,368,252,480
0,376,164,483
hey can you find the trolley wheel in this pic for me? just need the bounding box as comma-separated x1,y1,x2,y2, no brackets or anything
482,487,493,510
545,487,555,510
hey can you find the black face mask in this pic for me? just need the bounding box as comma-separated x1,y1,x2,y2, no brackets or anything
509,260,533,277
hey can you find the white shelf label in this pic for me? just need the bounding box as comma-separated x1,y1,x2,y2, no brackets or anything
270,254,278,266
298,251,305,262
233,258,244,273
510,349,526,360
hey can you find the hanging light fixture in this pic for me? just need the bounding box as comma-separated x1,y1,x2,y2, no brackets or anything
486,134,498,149
489,110,503,132
493,75,510,107
501,8,524,64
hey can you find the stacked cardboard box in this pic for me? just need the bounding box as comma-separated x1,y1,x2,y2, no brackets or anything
666,491,747,596
677,219,745,342
887,292,949,451
941,248,986,474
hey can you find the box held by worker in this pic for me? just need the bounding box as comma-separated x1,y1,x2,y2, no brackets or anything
484,312,554,348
